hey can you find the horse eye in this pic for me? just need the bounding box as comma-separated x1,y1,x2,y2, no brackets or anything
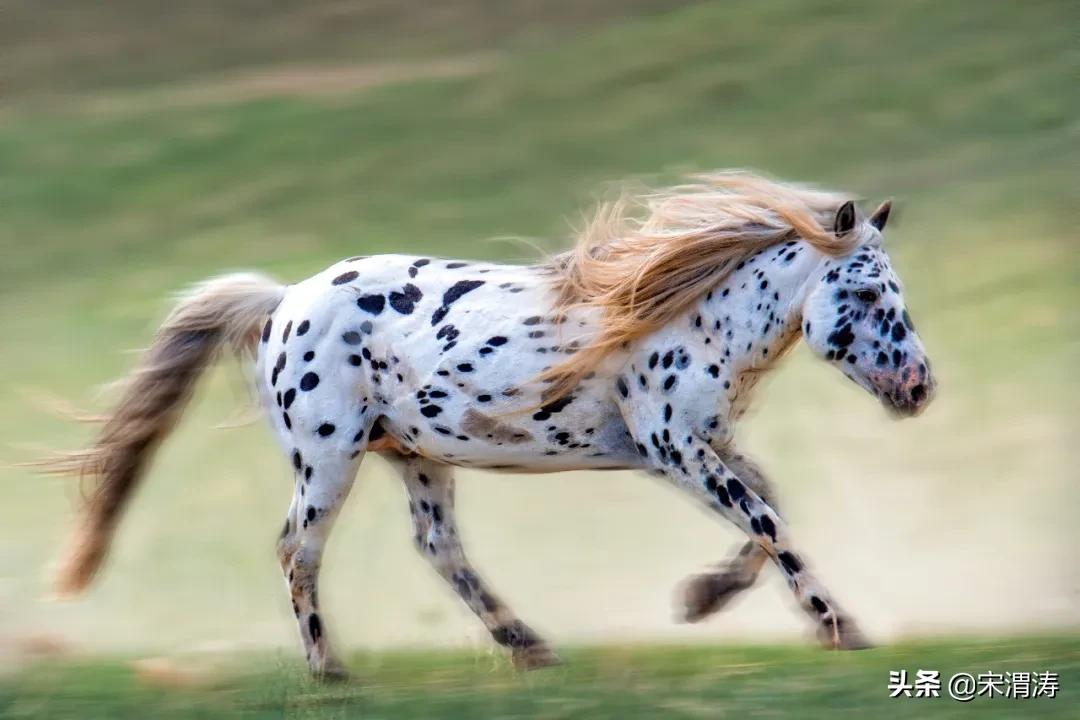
853,289,879,303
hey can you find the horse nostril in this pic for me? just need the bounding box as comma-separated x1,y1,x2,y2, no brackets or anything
910,384,926,404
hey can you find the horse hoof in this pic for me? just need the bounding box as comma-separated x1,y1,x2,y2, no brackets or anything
817,618,874,651
512,645,562,670
315,661,352,683
678,571,748,623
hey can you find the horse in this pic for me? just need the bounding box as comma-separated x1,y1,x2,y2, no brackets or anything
45,171,935,678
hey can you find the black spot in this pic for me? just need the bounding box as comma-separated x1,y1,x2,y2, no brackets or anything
616,377,629,398
271,352,287,386
317,423,336,437
306,506,316,522
523,316,543,326
332,271,359,285
300,372,320,391
389,283,423,314
532,395,574,421
296,320,310,336
490,621,538,649
827,323,855,349
308,613,322,642
261,319,273,342
487,336,508,346
348,354,362,366
713,484,731,507
726,478,746,501
281,321,293,343
292,450,302,470
662,375,677,392
357,294,385,314
421,405,443,418
303,350,315,362
283,388,296,409
477,394,492,403
759,515,777,541
810,595,828,614
431,280,485,325
457,363,474,373
891,323,907,342
778,551,802,575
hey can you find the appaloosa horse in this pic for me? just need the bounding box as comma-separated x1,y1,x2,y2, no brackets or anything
48,172,935,678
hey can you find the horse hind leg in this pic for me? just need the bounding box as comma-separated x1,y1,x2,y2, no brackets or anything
387,455,560,670
276,423,371,679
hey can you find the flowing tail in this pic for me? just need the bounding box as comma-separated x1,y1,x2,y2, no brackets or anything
40,273,285,597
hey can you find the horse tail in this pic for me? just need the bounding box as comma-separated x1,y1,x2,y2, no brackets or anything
40,273,285,597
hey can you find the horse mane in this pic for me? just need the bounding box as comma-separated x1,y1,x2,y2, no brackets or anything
538,170,870,401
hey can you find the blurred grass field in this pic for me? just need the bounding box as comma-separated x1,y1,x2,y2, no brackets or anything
4,637,1079,719
0,0,1077,714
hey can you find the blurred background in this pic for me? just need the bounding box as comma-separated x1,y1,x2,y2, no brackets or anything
0,0,1076,714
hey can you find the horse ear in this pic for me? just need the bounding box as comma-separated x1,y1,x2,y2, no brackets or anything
869,200,892,232
834,200,856,236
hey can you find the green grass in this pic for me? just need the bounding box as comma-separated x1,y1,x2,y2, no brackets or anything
2,0,686,100
3,638,1078,719
0,0,1076,691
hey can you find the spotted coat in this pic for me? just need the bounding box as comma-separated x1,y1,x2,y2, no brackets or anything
256,205,935,675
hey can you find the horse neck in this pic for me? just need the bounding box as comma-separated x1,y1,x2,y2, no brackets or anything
695,241,824,394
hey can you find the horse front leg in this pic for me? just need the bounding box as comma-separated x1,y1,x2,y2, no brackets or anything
679,450,774,623
619,401,869,648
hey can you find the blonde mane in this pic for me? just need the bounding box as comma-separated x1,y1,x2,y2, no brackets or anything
539,171,868,401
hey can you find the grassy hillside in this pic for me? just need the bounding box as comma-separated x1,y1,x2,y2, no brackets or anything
3,1,687,99
0,0,1075,664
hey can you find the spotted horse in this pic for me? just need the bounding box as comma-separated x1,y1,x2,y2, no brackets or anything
46,172,935,679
